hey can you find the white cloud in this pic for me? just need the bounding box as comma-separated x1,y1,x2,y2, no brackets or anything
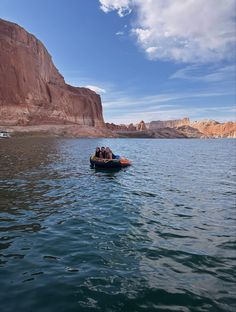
85,85,106,94
116,31,124,36
171,65,236,82
99,0,132,17
99,0,236,63
102,90,232,109
145,46,158,59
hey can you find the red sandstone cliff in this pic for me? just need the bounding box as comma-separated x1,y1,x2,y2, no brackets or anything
148,118,236,138
108,118,236,138
0,19,104,127
190,120,236,138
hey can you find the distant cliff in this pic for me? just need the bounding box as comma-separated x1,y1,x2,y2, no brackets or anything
190,120,236,138
149,118,190,129
0,19,104,127
108,118,236,138
106,120,147,132
148,118,235,138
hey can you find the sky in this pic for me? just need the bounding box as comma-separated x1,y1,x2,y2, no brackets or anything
0,0,235,124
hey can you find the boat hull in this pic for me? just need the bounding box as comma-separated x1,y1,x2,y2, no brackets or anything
90,156,131,168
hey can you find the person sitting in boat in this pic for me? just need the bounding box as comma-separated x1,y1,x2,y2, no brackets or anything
95,147,101,158
100,146,106,158
105,147,112,159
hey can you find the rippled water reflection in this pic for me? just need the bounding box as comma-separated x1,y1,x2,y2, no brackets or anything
0,137,235,311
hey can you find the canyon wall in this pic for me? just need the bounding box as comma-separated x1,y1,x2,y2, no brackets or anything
0,19,104,127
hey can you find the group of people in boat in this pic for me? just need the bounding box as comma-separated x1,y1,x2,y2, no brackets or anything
95,146,118,160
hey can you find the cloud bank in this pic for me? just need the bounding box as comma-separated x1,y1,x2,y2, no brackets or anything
99,0,236,63
171,64,236,82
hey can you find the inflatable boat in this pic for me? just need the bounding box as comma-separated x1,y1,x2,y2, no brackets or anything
90,155,131,168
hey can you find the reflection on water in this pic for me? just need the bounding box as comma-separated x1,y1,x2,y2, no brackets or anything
0,137,236,312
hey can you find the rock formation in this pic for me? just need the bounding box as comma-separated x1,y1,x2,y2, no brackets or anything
148,117,236,138
127,123,136,131
148,127,188,138
107,118,236,139
105,122,136,131
136,120,147,131
0,19,104,127
175,125,203,138
149,118,190,129
106,123,127,131
190,120,236,138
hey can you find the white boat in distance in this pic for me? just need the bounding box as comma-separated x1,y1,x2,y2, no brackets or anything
0,131,10,138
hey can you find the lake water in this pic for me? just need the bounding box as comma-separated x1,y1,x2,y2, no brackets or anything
0,137,235,312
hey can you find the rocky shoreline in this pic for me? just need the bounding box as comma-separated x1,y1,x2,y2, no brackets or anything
0,124,115,138
1,121,235,139
105,119,236,139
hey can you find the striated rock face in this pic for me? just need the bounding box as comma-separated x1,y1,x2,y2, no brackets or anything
176,125,203,138
149,118,190,129
148,118,236,138
0,19,104,127
116,127,189,138
110,118,236,138
148,127,188,138
190,120,236,138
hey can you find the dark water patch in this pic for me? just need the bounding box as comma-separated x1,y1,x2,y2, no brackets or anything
132,190,157,197
0,222,42,233
218,241,236,250
43,255,59,261
22,277,34,283
31,271,44,276
2,253,25,259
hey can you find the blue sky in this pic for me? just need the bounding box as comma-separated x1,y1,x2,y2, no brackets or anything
1,0,235,123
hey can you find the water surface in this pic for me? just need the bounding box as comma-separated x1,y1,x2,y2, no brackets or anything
0,137,235,311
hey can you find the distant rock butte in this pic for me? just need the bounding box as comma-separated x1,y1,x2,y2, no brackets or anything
106,120,147,132
149,118,190,129
105,122,136,131
190,120,236,138
148,118,236,138
109,118,236,138
136,120,147,131
0,19,104,127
